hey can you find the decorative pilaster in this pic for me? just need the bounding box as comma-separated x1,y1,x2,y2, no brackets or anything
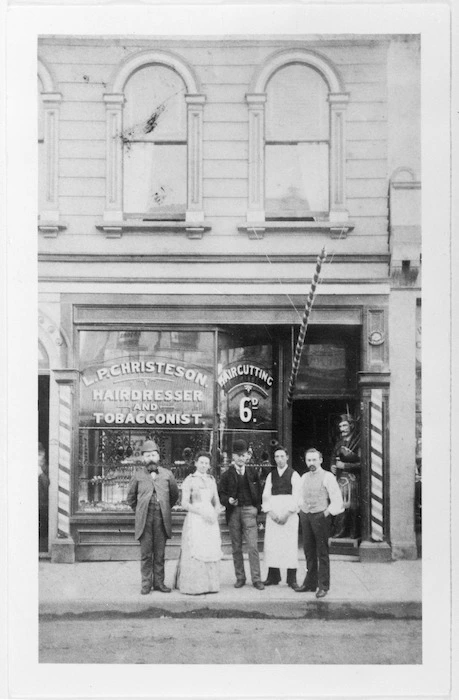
103,93,124,224
246,94,266,224
185,94,206,227
329,93,349,222
38,91,63,236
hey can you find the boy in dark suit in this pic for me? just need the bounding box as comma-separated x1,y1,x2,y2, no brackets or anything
218,439,264,590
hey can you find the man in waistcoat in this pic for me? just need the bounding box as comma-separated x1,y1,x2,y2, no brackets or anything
127,440,179,595
218,439,265,590
331,414,361,538
296,448,344,598
262,446,301,589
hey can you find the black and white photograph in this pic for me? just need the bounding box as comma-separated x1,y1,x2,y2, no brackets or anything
2,1,454,698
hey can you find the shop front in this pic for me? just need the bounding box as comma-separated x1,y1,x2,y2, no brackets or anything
44,294,392,563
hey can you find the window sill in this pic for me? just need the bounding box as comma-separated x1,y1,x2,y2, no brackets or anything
238,220,355,239
96,220,211,239
38,221,68,238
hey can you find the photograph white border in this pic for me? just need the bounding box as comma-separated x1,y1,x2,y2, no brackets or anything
4,2,453,698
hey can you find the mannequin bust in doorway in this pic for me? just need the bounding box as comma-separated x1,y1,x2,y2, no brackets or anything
330,414,361,539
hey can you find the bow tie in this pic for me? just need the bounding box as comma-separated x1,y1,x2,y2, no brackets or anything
148,466,159,474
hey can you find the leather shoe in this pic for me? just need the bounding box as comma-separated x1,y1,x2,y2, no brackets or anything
154,584,171,593
295,584,317,593
315,589,328,599
288,582,300,591
262,578,280,586
234,580,246,588
253,581,265,590
140,586,151,595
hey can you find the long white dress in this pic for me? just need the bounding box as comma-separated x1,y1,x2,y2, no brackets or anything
175,472,223,595
262,469,302,569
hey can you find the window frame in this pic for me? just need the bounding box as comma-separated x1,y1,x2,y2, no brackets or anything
37,58,65,237
100,50,208,238
242,49,352,239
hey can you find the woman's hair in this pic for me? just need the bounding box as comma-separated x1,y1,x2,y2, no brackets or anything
194,451,212,463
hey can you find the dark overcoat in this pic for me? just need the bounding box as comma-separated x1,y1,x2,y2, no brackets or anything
217,464,262,524
126,466,179,540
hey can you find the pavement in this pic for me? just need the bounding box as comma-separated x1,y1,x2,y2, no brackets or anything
39,555,422,620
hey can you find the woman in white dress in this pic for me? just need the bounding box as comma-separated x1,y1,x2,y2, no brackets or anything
175,452,223,595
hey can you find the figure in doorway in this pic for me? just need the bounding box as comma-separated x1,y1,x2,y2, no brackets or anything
330,414,361,539
38,442,49,552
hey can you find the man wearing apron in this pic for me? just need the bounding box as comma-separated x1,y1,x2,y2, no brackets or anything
262,445,301,590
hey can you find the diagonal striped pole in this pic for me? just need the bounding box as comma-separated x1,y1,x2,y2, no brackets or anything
287,247,327,407
370,389,384,541
57,383,72,538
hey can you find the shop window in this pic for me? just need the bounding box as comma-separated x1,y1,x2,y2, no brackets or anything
76,326,281,512
265,64,330,218
217,329,278,481
243,49,351,236
101,51,207,236
77,330,214,513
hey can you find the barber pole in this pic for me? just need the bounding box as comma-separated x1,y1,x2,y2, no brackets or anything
57,383,72,537
287,247,327,407
370,389,384,541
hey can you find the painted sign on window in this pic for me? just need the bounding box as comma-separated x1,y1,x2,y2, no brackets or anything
78,330,214,429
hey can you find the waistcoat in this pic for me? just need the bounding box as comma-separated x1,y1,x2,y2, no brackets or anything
272,467,294,495
301,470,329,513
236,471,253,506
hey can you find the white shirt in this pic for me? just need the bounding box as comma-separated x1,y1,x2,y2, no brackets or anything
299,468,344,515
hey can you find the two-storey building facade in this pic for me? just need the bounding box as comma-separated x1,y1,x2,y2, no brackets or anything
37,35,421,563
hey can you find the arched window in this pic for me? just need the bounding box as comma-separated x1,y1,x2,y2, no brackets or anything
265,64,330,218
102,51,207,237
245,50,351,236
37,59,63,237
123,65,187,218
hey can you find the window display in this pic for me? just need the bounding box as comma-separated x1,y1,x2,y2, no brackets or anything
77,330,214,513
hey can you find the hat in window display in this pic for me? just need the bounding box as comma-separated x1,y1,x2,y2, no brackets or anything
232,439,248,455
141,440,160,453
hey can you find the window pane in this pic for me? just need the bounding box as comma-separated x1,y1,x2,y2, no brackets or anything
79,330,214,428
78,330,215,512
266,64,329,141
124,65,186,141
124,142,186,217
78,428,212,513
266,143,329,215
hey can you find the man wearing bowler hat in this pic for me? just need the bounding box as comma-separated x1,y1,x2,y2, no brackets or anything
127,439,179,594
218,439,264,590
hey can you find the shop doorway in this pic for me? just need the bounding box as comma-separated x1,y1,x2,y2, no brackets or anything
38,374,50,553
292,399,359,474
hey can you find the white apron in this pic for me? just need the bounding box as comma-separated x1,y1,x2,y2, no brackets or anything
263,494,299,569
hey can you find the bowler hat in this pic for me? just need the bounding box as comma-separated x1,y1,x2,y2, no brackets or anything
141,440,160,453
232,439,248,455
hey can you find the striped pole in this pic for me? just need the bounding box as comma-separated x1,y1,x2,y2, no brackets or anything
370,389,384,541
286,247,327,407
57,383,72,538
